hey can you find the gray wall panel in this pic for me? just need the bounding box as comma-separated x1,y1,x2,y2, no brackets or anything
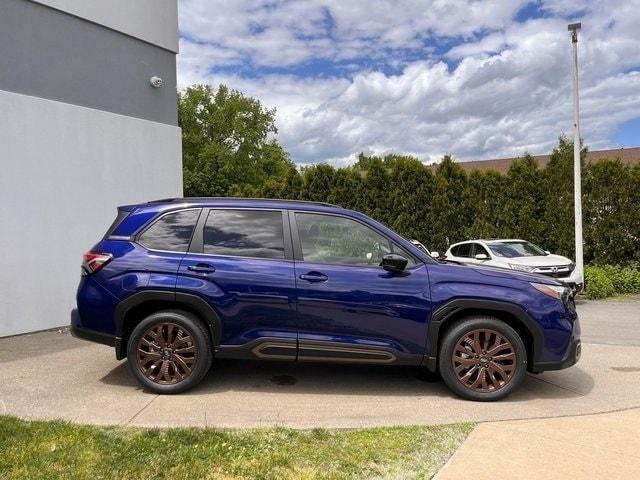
31,0,179,52
0,0,177,125
0,90,182,337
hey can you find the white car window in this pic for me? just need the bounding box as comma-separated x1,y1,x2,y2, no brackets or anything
452,244,472,258
488,241,547,258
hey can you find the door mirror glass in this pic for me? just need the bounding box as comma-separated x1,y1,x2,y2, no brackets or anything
475,253,489,261
380,254,408,273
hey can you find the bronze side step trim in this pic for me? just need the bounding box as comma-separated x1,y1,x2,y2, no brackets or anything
298,343,396,364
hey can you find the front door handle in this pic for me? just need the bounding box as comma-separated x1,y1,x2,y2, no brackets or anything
187,264,216,274
299,272,328,282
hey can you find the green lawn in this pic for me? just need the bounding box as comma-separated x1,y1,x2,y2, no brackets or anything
0,415,473,479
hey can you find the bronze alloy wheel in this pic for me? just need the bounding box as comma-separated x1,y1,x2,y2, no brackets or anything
452,328,516,393
136,322,198,385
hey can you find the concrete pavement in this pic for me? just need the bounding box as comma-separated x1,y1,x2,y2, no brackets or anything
435,408,640,479
0,296,639,428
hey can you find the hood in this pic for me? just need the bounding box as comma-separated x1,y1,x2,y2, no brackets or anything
502,254,572,267
467,263,563,285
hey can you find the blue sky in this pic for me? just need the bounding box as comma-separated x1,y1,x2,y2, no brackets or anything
177,0,640,164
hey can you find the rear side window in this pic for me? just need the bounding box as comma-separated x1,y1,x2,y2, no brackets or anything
138,209,200,252
452,243,472,257
204,209,285,259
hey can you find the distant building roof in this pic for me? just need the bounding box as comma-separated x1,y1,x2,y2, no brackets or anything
435,147,640,173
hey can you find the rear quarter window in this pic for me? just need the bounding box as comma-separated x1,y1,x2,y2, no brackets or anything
137,209,201,252
103,209,130,239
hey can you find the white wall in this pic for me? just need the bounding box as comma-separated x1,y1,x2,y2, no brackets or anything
31,0,179,52
0,90,182,336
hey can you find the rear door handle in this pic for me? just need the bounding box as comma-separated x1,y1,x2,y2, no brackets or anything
299,272,328,282
187,264,216,274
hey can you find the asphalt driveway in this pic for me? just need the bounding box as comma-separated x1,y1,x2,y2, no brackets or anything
1,296,639,428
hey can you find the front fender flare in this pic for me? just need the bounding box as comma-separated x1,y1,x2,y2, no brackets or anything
424,298,543,371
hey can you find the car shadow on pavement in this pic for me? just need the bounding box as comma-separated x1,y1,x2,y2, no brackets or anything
100,358,594,401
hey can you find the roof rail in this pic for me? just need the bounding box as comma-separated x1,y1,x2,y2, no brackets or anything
147,197,341,208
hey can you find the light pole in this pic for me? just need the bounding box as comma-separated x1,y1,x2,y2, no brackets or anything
568,22,584,288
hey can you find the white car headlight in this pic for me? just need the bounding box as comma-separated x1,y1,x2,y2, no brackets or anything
509,264,534,272
531,282,568,300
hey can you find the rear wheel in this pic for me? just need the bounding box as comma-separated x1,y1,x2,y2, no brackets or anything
438,316,527,401
127,310,212,394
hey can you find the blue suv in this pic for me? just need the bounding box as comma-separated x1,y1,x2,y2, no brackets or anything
71,198,581,401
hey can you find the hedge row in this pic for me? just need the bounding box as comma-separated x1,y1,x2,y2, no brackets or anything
242,137,640,266
584,264,640,299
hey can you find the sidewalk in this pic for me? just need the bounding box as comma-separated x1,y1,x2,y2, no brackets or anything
435,408,640,479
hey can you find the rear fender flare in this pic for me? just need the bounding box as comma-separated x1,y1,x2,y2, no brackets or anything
114,290,222,357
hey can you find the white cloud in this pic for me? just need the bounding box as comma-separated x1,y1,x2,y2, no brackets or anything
178,0,640,164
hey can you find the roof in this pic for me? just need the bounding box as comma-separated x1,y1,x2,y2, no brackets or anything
148,197,339,208
431,147,640,173
450,238,525,246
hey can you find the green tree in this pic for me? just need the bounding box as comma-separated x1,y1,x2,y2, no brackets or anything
583,158,637,264
387,156,435,245
178,84,293,196
463,169,504,240
429,155,468,252
541,136,587,259
300,164,337,202
500,154,546,244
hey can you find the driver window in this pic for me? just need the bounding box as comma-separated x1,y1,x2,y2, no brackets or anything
295,213,406,266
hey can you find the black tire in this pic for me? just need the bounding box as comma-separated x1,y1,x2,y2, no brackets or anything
127,310,213,394
438,316,527,401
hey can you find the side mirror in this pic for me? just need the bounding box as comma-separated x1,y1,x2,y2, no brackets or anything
380,254,408,273
475,253,489,261
544,250,550,255
430,251,439,258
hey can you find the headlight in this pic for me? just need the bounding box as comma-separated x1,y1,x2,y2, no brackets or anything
531,282,568,300
509,264,534,272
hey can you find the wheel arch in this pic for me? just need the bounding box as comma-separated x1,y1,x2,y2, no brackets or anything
114,290,222,359
424,298,542,372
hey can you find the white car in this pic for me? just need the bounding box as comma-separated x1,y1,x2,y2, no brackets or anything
445,239,580,286
408,239,440,259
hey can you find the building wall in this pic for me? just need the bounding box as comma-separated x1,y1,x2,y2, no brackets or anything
0,0,181,337
1,0,177,124
30,0,179,52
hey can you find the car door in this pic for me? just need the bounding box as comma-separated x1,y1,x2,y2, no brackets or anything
290,211,431,365
177,208,298,359
450,243,473,265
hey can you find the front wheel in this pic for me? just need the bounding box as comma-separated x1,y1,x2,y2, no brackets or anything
438,316,527,401
127,310,213,394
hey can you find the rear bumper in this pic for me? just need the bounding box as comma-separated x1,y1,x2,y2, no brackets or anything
531,317,581,372
70,309,123,356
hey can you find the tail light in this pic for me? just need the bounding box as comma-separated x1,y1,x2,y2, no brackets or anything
81,252,113,276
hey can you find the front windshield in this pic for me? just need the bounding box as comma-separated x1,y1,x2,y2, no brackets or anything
488,241,547,258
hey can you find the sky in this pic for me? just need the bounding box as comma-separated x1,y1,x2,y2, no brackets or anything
177,0,640,165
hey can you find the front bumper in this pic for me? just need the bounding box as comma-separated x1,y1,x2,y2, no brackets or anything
531,317,581,372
